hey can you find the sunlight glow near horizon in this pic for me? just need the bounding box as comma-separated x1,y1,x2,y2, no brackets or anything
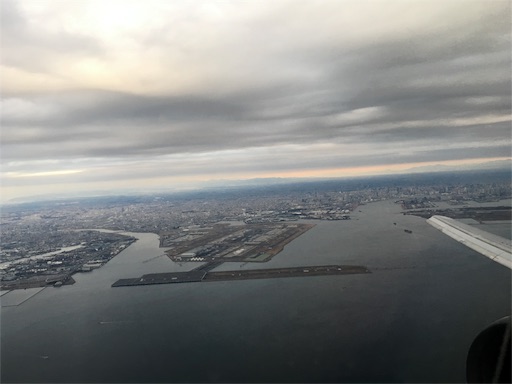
1,0,510,201
2,157,510,203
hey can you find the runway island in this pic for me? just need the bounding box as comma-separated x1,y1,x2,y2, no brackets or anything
112,264,370,287
113,222,369,287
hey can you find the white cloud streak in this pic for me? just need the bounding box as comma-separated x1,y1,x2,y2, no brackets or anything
1,0,510,201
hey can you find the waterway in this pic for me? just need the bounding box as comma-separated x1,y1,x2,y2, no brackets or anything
1,201,510,383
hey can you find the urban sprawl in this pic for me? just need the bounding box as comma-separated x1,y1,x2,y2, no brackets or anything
1,172,510,290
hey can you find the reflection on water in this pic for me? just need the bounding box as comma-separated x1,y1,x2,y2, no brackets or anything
1,287,46,307
1,201,510,383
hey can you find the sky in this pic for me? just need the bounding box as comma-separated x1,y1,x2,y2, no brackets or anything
1,0,511,202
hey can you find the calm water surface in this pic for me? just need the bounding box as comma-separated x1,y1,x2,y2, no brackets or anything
1,201,510,383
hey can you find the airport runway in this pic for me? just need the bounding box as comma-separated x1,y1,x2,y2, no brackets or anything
111,264,370,287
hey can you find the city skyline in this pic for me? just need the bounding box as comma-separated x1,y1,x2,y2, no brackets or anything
2,0,511,202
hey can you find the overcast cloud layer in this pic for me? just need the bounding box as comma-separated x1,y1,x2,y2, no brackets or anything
1,0,511,201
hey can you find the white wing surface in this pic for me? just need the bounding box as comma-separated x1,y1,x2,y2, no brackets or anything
427,215,512,270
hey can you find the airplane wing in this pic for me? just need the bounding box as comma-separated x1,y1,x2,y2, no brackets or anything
428,215,512,382
427,215,512,270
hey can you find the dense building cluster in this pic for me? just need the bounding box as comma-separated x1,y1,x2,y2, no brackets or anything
1,171,510,289
1,229,135,289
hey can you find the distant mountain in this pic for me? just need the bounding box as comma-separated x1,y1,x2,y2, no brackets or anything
5,159,510,205
199,177,307,188
404,159,511,174
5,188,170,205
6,192,105,204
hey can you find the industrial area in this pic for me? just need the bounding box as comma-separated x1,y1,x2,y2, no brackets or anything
161,222,315,264
111,222,372,287
2,170,510,291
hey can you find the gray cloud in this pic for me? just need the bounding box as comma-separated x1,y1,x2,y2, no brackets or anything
1,0,510,199
1,0,103,74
